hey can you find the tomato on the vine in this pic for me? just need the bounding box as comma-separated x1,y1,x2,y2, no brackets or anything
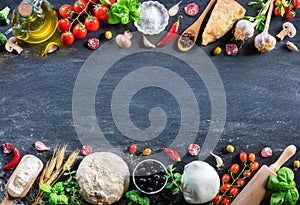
212,194,222,204
243,169,253,179
285,9,296,19
61,31,74,46
293,0,300,8
220,183,231,193
229,163,240,174
58,18,72,33
250,161,260,171
93,4,109,20
239,151,247,162
72,23,87,39
248,153,256,162
84,15,100,32
73,0,88,14
143,148,152,156
229,186,240,197
274,6,284,16
221,196,232,205
222,173,231,183
59,4,74,18
236,178,246,187
129,144,137,154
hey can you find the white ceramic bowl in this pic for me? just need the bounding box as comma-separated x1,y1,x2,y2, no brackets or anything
134,1,169,35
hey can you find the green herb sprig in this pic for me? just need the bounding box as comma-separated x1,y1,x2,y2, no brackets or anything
125,190,150,205
268,167,299,205
165,165,183,199
40,167,82,205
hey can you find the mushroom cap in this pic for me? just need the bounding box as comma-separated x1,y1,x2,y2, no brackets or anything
115,34,132,48
282,22,296,37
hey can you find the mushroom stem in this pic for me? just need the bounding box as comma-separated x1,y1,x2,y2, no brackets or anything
277,30,289,40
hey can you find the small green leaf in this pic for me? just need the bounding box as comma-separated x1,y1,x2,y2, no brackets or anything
165,181,173,189
39,184,52,194
174,173,182,181
270,192,285,205
54,182,64,193
172,187,180,195
57,195,68,204
49,193,58,205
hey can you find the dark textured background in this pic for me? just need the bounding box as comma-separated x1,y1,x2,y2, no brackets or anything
0,0,299,204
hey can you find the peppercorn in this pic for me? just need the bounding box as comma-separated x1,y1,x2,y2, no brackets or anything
214,46,222,55
294,160,300,168
226,145,235,153
105,31,112,40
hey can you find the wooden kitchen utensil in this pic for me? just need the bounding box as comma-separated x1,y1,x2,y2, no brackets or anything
0,155,43,205
177,0,217,52
231,144,297,205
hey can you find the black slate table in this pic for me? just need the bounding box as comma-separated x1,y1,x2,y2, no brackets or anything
0,0,299,204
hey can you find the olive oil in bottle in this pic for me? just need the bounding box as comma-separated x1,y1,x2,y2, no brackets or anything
12,0,62,55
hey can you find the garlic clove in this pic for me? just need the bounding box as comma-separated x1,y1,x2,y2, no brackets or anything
168,1,182,16
286,41,299,52
210,151,224,168
35,141,50,151
142,35,156,48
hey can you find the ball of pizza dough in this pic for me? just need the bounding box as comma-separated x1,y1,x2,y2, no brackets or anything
182,161,220,204
76,152,130,204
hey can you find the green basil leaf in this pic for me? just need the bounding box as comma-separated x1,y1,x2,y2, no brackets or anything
39,184,52,194
107,12,121,24
285,188,299,205
49,193,58,205
278,167,294,184
54,182,64,193
129,10,140,21
57,195,68,204
270,192,285,205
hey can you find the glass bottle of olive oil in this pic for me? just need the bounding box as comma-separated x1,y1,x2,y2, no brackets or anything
12,0,62,56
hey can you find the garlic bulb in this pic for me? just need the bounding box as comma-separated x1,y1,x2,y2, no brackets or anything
254,32,276,52
234,19,255,41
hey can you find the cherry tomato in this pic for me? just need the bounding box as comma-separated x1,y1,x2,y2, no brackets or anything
129,144,137,154
236,178,246,187
243,169,253,179
285,9,296,19
61,31,74,46
274,6,284,16
73,0,88,14
229,186,239,197
221,196,232,205
58,18,72,33
212,194,222,204
82,0,98,4
72,23,87,39
250,161,260,171
229,163,240,174
222,173,231,183
239,151,247,162
248,153,256,162
101,0,116,5
293,0,300,8
143,148,152,156
59,4,74,18
220,183,231,193
84,15,100,32
93,4,109,20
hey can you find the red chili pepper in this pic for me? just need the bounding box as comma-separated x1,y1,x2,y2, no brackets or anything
157,15,183,47
3,147,21,170
163,147,181,161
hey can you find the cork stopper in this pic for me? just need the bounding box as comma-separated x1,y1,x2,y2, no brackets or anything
18,2,34,18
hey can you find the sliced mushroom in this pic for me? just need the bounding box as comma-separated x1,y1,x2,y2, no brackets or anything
276,22,296,41
5,37,23,54
115,30,133,48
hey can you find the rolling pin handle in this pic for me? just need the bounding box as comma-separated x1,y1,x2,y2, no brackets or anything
0,195,15,205
270,145,297,173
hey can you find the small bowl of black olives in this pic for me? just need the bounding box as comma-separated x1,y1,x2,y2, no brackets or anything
133,159,168,194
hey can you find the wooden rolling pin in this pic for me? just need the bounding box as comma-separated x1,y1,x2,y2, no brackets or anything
231,145,297,205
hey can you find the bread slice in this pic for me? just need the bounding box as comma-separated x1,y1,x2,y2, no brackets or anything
202,0,246,46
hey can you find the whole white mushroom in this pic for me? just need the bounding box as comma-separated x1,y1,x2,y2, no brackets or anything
181,161,220,204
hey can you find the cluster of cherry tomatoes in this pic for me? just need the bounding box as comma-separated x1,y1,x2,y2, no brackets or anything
58,0,115,46
274,0,300,19
211,152,260,205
